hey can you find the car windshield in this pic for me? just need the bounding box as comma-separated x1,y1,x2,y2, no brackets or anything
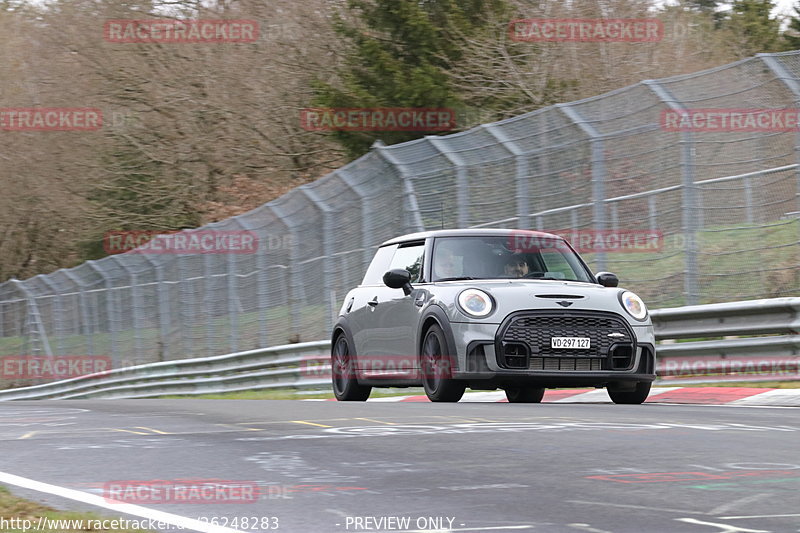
431,236,594,283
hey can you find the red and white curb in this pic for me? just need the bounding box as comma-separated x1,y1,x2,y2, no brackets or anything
361,387,800,406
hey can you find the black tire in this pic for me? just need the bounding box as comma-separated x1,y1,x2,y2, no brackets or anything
607,381,651,404
420,324,465,402
331,333,371,401
505,387,545,403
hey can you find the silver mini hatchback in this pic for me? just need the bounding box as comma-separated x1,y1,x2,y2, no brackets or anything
331,229,656,404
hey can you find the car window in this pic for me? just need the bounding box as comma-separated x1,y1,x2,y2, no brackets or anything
539,250,575,279
361,245,396,286
432,236,593,282
389,243,425,283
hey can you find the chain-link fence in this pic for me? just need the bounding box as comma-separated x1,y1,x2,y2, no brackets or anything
2,50,800,369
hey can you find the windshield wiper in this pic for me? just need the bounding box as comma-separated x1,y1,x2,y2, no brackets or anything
435,276,476,282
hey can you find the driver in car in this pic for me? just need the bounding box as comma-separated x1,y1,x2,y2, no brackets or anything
504,253,530,278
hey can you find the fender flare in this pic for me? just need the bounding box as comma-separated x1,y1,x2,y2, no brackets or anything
418,304,459,369
331,316,356,350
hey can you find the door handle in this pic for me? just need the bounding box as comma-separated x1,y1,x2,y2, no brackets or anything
367,297,379,307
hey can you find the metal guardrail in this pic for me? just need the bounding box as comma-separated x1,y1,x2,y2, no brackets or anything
651,297,800,384
0,297,798,400
650,297,800,339
0,341,331,401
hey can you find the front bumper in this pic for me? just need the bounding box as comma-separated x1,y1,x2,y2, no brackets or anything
449,317,656,388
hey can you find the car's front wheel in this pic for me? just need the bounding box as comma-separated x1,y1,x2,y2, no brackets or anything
420,324,465,402
504,387,545,403
607,381,651,404
331,333,371,401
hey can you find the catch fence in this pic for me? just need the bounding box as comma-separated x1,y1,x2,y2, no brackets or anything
1,51,799,368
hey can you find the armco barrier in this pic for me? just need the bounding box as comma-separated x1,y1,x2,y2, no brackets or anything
0,297,798,400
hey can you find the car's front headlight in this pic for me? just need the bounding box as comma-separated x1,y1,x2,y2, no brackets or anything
457,289,494,318
619,291,648,321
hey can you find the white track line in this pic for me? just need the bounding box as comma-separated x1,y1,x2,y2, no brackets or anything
0,471,244,533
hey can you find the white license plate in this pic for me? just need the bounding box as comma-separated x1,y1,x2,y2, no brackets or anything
551,337,591,349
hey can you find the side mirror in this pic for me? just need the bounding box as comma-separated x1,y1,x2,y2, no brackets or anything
596,272,619,287
383,269,413,295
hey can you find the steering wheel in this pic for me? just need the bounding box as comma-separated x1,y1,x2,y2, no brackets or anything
523,271,546,279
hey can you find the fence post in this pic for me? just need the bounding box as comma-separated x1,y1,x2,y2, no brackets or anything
10,280,53,358
759,54,800,216
482,124,531,229
61,270,94,356
85,260,119,365
426,136,469,228
36,275,64,356
557,103,607,271
299,185,337,334
373,141,425,233
202,252,216,358
644,80,699,305
648,196,658,231
116,260,146,361
221,221,248,354
265,205,303,342
335,169,375,271
176,254,192,358
235,217,269,348
141,254,173,361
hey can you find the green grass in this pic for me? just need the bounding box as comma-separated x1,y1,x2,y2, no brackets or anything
0,486,153,532
583,219,799,308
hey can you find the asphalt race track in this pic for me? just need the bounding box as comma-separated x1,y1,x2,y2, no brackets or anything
0,399,798,533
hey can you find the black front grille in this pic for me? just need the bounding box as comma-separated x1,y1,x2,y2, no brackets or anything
497,311,635,370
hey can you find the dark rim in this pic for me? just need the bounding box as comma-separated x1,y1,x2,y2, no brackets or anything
421,330,443,392
332,335,350,395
